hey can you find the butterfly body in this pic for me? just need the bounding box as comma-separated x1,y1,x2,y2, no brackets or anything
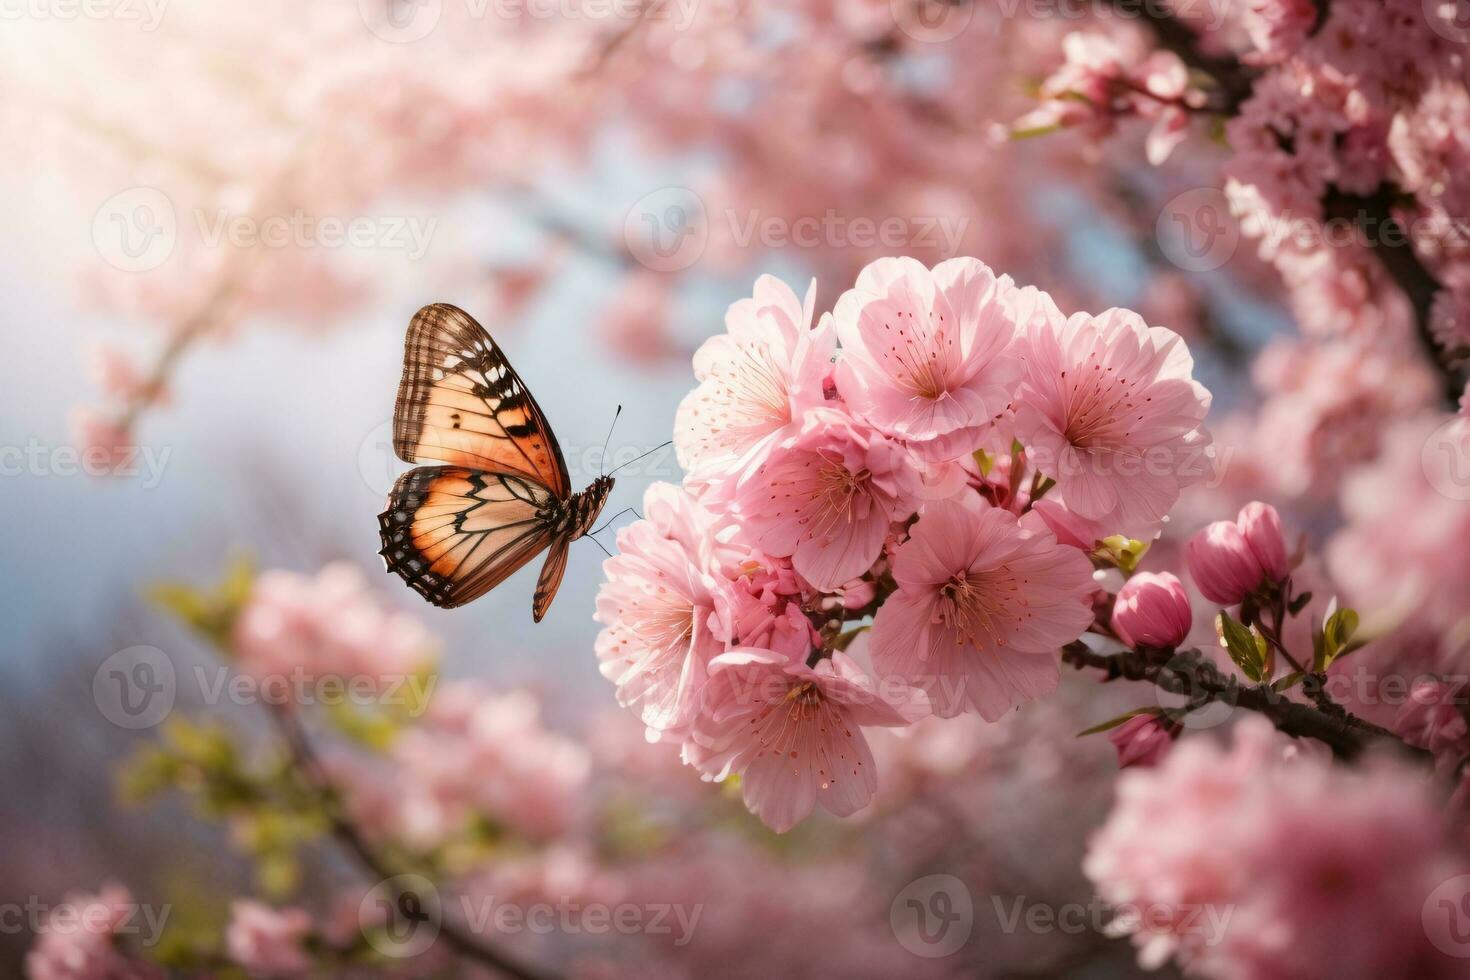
377,304,612,621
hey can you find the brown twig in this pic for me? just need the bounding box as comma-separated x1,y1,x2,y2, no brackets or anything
268,707,563,980
1061,642,1427,762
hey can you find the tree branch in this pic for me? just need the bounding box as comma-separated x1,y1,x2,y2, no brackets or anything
1100,0,1257,114
268,707,563,980
1061,642,1431,763
1324,185,1463,407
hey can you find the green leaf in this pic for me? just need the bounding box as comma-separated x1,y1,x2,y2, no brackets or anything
1095,535,1151,575
1218,612,1267,683
1010,124,1063,140
1075,707,1160,738
833,626,870,652
148,556,256,650
1319,607,1360,669
1271,671,1304,692
972,448,995,477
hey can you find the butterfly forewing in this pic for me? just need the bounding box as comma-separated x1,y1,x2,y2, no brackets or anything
392,303,570,497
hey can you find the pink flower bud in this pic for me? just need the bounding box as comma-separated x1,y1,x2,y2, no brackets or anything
1395,681,1469,757
1111,572,1192,649
1185,520,1267,605
1236,501,1289,583
1107,713,1176,768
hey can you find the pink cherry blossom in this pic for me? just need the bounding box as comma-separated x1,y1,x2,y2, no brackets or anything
25,883,163,980
832,256,1024,461
686,649,922,832
224,901,313,977
674,275,831,493
1106,713,1177,768
870,496,1095,720
595,482,731,735
1014,305,1212,540
730,407,916,590
1087,717,1466,978
231,562,435,698
68,407,137,477
1395,681,1470,763
1111,571,1192,650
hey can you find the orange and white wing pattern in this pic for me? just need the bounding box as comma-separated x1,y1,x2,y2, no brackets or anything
392,303,571,498
378,466,558,610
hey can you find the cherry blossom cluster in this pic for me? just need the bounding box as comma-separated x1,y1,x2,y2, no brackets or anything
595,256,1214,831
52,559,1133,979
1085,717,1470,978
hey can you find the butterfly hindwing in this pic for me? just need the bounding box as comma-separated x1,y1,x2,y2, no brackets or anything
532,538,570,624
379,465,559,609
392,303,571,497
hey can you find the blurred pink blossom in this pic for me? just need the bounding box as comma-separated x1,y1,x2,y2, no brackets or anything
224,901,313,977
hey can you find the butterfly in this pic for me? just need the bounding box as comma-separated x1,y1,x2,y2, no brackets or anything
378,304,614,620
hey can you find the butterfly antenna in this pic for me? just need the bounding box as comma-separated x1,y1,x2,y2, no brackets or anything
587,532,614,559
590,506,640,538
607,440,673,478
599,404,623,477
